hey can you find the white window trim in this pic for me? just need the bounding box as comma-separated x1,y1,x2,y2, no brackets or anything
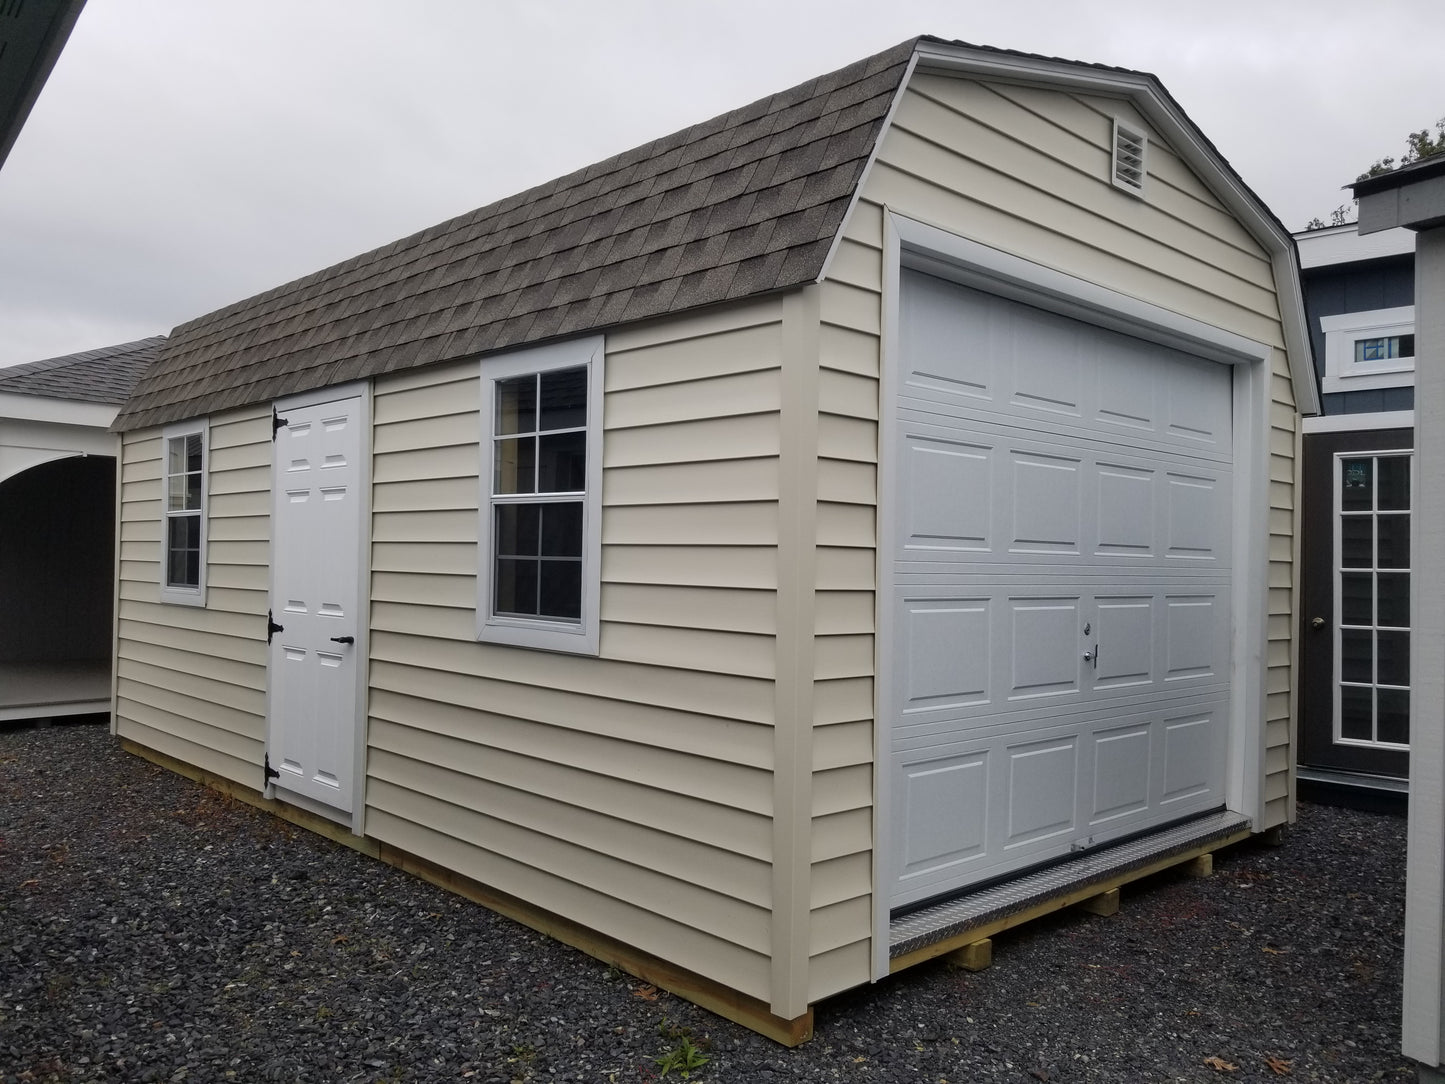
1331,448,1413,751
477,336,603,655
159,418,209,607
1321,306,1415,394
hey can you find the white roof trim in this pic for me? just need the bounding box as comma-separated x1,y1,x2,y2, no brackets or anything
896,40,1320,417
1294,224,1416,269
0,390,119,429
814,48,922,286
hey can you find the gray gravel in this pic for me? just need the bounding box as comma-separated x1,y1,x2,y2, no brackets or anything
0,721,1415,1083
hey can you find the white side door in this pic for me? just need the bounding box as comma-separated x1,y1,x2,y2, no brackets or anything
267,392,364,814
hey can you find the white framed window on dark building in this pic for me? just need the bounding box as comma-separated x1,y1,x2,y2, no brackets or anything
477,337,603,654
159,418,208,606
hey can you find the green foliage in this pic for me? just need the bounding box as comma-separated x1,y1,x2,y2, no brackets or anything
654,1036,710,1078
1305,116,1445,230
654,1017,712,1078
1356,116,1445,181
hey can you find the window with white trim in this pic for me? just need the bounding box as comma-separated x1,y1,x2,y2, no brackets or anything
160,419,208,606
478,337,603,654
1321,306,1415,394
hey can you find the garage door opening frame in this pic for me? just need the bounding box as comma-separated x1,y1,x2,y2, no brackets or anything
871,210,1275,980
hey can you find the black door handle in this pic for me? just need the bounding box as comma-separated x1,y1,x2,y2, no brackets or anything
330,636,355,645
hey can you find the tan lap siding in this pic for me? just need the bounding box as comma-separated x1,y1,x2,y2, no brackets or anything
114,407,271,786
366,300,785,1002
802,74,1305,997
873,79,1298,830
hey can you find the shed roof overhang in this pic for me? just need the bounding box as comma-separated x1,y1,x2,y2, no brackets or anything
0,0,86,173
1354,155,1445,235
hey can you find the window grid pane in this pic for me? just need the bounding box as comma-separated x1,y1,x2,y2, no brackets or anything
164,434,203,590
1336,452,1411,749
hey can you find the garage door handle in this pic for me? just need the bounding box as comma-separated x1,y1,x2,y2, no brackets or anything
1082,644,1098,669
330,635,355,645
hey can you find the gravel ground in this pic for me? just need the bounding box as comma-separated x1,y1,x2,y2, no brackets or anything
0,721,1415,1083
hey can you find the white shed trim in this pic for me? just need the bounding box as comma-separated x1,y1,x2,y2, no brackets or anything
871,210,1274,980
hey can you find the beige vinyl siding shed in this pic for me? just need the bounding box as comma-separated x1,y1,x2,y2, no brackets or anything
110,37,1317,1043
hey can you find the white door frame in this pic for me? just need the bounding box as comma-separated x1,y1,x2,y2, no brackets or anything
871,211,1274,979
264,380,373,837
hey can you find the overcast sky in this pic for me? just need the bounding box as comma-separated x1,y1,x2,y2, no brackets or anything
0,0,1440,368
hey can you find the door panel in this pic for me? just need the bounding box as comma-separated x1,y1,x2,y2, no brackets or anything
889,272,1234,909
268,396,364,813
1299,428,1412,779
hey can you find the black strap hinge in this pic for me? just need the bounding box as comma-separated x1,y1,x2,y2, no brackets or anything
272,409,288,439
267,609,284,645
264,754,279,786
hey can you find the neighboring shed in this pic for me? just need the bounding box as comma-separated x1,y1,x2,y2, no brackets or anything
110,38,1315,1042
1293,223,1417,800
0,336,162,721
1351,152,1445,1083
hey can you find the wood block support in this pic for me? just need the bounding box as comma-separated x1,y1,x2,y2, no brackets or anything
1183,853,1213,878
1077,887,1120,916
947,938,992,971
1259,824,1288,848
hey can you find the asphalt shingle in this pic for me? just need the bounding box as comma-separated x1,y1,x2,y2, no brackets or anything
0,336,164,406
113,38,919,432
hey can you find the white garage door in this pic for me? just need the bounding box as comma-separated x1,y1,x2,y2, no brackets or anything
888,270,1234,909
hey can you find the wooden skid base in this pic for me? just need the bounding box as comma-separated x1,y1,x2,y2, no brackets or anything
946,938,992,971
1183,854,1214,878
1077,887,1120,917
890,826,1253,974
119,739,813,1047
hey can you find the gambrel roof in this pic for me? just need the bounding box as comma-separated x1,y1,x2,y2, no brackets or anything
1,335,164,405
115,36,1314,431
115,40,917,431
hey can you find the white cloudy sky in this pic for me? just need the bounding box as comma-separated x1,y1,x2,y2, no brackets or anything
0,0,1440,368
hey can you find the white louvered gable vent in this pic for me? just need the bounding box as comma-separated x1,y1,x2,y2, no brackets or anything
1112,118,1147,196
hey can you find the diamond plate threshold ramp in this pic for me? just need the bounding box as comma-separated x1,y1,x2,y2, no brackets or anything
889,809,1252,971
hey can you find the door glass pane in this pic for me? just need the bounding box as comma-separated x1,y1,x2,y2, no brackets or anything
1377,514,1410,569
1340,573,1374,626
1376,630,1410,687
1340,517,1373,568
1341,458,1373,510
1340,629,1373,684
1334,452,1412,753
1376,572,1410,628
1377,456,1410,511
1378,689,1410,745
1340,685,1373,741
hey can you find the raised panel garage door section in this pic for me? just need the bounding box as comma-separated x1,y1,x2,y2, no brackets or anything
888,269,1234,909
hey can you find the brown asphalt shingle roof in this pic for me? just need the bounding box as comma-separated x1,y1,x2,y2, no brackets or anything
114,38,920,432
1,336,165,406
